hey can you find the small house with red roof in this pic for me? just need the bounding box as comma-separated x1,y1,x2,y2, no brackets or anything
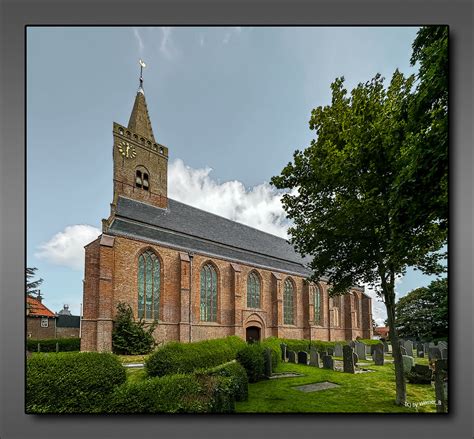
26,295,56,339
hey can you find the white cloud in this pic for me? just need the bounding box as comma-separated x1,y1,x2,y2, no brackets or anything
133,27,144,55
35,225,101,270
168,159,292,238
160,27,173,58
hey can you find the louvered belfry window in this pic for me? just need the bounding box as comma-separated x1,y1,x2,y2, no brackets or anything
138,250,161,320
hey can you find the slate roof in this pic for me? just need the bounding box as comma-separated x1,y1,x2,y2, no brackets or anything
108,196,314,277
56,315,80,328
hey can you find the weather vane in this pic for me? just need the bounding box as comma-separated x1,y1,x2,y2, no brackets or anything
139,59,146,89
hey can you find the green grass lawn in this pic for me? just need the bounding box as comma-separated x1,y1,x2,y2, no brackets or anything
235,360,438,413
116,354,149,364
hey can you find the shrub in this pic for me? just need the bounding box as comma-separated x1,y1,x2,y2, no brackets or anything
236,344,265,383
112,302,157,355
198,360,248,402
145,336,246,377
27,352,126,413
26,337,80,352
106,373,235,413
278,338,342,354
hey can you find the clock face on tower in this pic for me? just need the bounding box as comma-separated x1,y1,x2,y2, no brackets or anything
117,140,137,159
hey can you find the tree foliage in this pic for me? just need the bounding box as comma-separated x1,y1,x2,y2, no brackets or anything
112,302,158,355
26,267,43,297
395,278,448,341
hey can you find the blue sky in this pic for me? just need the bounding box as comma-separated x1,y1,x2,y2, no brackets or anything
27,26,442,324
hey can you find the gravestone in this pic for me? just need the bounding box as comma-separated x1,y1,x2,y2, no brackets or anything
373,344,384,366
349,340,356,348
434,359,448,413
402,355,415,373
440,349,448,359
320,350,328,359
407,364,432,384
354,342,366,360
400,346,407,356
366,344,372,356
327,347,334,356
353,352,358,366
309,349,320,367
288,350,297,364
417,350,425,358
334,343,343,357
424,342,430,354
264,348,273,378
298,351,309,365
280,343,287,362
404,340,414,357
382,341,389,353
438,341,447,350
342,345,355,373
321,355,334,370
428,347,442,361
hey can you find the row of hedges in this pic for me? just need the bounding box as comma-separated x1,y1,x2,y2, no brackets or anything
26,352,126,413
145,335,246,377
27,351,247,414
26,337,81,352
277,338,344,354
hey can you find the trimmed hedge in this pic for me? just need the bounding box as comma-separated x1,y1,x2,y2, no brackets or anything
145,336,246,377
236,344,265,383
260,337,282,371
197,360,248,402
278,338,343,354
27,352,126,413
106,373,235,413
26,337,81,352
358,339,384,346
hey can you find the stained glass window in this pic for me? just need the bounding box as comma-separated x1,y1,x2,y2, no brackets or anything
200,264,217,322
283,278,294,325
138,250,161,320
314,285,322,325
247,272,261,308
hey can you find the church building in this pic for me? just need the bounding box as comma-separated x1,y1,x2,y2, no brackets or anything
80,68,373,352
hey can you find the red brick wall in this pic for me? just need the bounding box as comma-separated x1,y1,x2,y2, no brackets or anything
27,317,56,339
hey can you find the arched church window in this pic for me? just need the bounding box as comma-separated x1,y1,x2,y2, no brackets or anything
137,250,161,320
283,278,295,325
314,284,322,325
247,271,261,308
332,295,342,327
143,173,149,191
200,263,217,322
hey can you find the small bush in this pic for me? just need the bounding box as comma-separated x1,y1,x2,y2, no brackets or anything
198,360,248,402
106,373,235,413
279,338,342,355
27,352,126,413
26,337,80,352
112,302,157,355
145,336,246,377
236,344,265,383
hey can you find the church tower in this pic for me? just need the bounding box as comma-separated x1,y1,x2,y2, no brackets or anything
107,60,168,228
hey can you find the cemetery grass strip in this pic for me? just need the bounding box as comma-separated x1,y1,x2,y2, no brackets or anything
117,354,149,364
126,367,147,384
235,362,438,413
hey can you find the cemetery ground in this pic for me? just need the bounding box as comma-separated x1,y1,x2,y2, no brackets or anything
117,354,437,413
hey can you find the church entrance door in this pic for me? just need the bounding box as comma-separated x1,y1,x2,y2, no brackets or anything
246,326,261,343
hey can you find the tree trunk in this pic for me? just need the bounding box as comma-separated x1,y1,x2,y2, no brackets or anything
383,282,407,406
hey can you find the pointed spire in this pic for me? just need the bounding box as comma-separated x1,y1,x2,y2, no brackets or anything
127,59,155,141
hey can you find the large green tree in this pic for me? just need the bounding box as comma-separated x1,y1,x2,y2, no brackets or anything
395,278,448,341
271,69,446,405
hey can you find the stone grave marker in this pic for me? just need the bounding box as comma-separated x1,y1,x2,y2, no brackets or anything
349,340,356,348
288,350,297,363
428,347,442,361
373,344,384,366
400,346,407,356
366,344,372,355
280,343,287,362
353,352,359,366
298,351,309,365
321,355,334,370
440,349,448,359
334,344,343,357
401,355,415,373
382,341,389,353
327,347,334,356
355,342,366,360
406,364,432,384
309,348,320,367
404,340,414,357
343,345,355,373
437,341,447,350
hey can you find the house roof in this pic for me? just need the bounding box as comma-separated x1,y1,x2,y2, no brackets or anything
56,315,80,328
27,296,56,318
108,195,314,277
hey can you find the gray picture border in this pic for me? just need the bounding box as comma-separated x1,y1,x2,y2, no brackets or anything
1,0,472,438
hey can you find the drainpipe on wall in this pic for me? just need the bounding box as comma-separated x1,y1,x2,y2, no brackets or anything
188,252,194,343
